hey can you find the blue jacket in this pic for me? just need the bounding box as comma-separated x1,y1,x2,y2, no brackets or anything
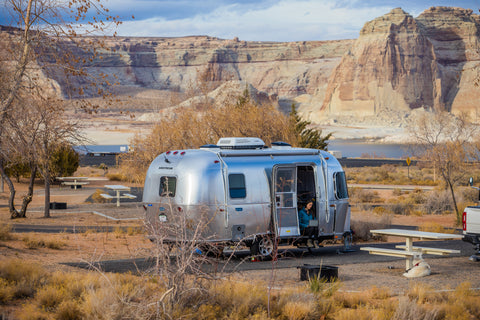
298,208,312,230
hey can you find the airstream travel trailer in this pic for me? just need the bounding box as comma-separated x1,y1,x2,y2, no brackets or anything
143,137,351,257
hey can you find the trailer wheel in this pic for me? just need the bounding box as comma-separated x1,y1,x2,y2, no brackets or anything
250,236,275,258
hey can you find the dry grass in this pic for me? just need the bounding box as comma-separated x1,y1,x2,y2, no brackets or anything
1,258,479,319
0,224,15,241
418,222,454,234
22,236,66,250
90,188,110,203
345,165,438,186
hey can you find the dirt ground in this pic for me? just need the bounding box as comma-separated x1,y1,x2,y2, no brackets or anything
1,179,479,294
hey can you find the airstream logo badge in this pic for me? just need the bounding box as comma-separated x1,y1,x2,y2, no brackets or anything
159,214,167,222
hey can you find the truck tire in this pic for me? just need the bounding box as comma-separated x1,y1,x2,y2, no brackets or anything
250,236,275,258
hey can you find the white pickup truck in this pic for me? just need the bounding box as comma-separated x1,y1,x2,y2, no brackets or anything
463,206,480,261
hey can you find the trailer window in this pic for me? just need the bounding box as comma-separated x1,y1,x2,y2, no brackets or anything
334,172,348,199
160,176,176,197
229,174,246,198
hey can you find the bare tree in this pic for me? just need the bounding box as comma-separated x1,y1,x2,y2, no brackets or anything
409,111,478,223
0,0,119,218
32,97,84,218
0,96,39,218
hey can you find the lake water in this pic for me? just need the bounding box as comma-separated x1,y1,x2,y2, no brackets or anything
77,141,412,160
328,140,414,159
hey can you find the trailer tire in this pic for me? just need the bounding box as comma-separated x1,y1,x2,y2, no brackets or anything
250,236,275,258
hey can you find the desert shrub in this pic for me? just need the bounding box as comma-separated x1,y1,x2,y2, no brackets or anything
55,300,85,320
22,236,65,250
392,296,438,320
350,212,392,242
91,189,110,203
422,189,453,215
105,172,126,181
0,224,14,241
0,278,14,304
387,202,415,215
282,300,313,320
0,260,49,300
348,187,384,203
458,186,479,205
35,285,66,312
392,188,403,196
408,188,427,204
209,280,270,318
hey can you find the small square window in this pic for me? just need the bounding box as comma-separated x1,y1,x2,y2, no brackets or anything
160,176,176,197
229,174,246,198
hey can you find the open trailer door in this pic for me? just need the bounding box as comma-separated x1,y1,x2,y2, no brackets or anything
272,165,300,237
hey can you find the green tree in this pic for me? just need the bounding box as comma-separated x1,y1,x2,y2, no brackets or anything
49,145,79,180
4,158,30,183
290,104,331,150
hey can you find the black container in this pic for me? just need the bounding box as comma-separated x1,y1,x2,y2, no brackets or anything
298,264,338,282
49,202,67,210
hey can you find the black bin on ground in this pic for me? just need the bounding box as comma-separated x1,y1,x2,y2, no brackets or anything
298,264,338,282
49,202,67,210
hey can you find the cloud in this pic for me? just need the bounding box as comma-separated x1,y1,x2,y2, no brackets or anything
109,0,480,41
114,0,392,41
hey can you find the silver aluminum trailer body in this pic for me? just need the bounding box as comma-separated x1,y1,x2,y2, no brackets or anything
143,139,350,255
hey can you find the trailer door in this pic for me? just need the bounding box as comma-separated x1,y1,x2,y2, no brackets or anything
273,165,300,237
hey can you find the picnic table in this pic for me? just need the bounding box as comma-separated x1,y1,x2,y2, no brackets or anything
361,228,463,270
101,185,136,207
56,176,89,190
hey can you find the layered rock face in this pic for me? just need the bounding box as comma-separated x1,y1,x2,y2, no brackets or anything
2,6,479,124
81,36,352,112
322,7,480,118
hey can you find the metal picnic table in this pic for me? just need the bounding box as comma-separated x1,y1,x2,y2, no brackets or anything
101,185,137,207
56,176,89,190
361,228,463,270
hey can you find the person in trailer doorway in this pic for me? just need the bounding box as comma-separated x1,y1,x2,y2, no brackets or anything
298,200,319,248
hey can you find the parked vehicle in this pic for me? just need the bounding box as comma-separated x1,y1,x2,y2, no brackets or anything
142,137,351,257
463,178,480,261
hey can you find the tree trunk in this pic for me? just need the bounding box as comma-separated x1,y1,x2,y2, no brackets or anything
0,158,19,218
16,163,37,218
447,180,460,225
44,163,51,218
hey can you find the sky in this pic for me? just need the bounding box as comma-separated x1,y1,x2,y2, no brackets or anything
105,0,480,41
0,1,479,42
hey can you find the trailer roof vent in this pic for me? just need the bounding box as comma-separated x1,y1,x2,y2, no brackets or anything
271,141,292,149
217,137,265,150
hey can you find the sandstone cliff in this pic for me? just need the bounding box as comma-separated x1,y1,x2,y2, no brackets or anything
321,7,480,119
86,36,352,114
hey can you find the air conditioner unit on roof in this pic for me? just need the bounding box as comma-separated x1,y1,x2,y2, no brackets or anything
217,137,265,149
